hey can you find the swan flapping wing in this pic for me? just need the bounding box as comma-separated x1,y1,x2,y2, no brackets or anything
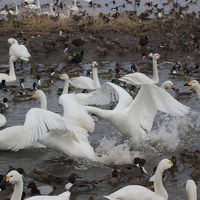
119,72,156,86
86,82,133,110
128,84,190,132
70,76,96,90
0,108,85,151
59,94,95,133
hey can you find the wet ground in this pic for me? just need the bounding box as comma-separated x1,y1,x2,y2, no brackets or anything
0,29,199,200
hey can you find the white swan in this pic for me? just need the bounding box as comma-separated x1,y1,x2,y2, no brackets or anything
0,89,96,160
119,53,160,86
0,56,16,82
161,80,175,91
0,114,6,128
24,0,41,12
186,80,200,101
59,73,92,105
85,82,190,142
69,61,101,90
6,170,70,200
104,159,173,200
8,38,31,62
69,0,79,13
186,180,197,200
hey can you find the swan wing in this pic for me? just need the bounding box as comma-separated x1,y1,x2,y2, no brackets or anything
9,44,30,61
70,76,96,90
128,84,190,132
59,94,95,133
86,82,133,110
119,72,156,86
2,108,84,151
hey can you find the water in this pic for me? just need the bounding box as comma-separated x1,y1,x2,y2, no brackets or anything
0,35,200,199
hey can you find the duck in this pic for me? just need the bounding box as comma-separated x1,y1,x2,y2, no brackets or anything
68,50,84,64
8,38,31,62
119,53,160,86
65,173,96,197
185,80,200,101
108,168,122,185
85,82,190,142
104,159,173,200
27,181,54,195
0,56,16,82
69,61,100,90
186,180,197,200
0,98,9,112
6,170,71,200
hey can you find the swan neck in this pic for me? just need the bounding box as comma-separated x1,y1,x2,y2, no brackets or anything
85,106,110,119
188,189,197,200
154,167,168,199
9,58,16,79
62,79,69,95
11,178,23,200
38,92,47,109
92,67,100,88
152,58,159,83
161,82,166,90
194,86,200,101
74,0,77,6
37,0,41,8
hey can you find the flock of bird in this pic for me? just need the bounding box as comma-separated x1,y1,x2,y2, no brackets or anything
0,35,199,199
0,0,199,20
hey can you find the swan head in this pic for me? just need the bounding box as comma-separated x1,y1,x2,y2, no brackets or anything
162,80,176,91
185,80,199,89
32,90,45,100
6,170,22,184
8,38,18,45
186,180,197,196
149,53,160,60
59,73,69,80
158,159,173,171
91,61,98,68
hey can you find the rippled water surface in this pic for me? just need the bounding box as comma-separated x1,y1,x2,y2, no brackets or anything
0,34,199,199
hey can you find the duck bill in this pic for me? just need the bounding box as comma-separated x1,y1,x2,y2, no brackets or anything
184,81,192,86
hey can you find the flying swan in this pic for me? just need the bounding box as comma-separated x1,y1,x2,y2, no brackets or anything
85,82,190,142
0,89,96,161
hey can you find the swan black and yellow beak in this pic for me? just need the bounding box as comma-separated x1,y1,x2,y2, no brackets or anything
31,92,36,100
184,81,193,86
6,176,10,183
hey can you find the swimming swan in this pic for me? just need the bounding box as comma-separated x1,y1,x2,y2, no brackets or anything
69,61,100,90
185,80,200,101
85,82,190,141
119,53,160,86
186,180,197,200
104,159,173,200
0,56,16,82
6,170,71,200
